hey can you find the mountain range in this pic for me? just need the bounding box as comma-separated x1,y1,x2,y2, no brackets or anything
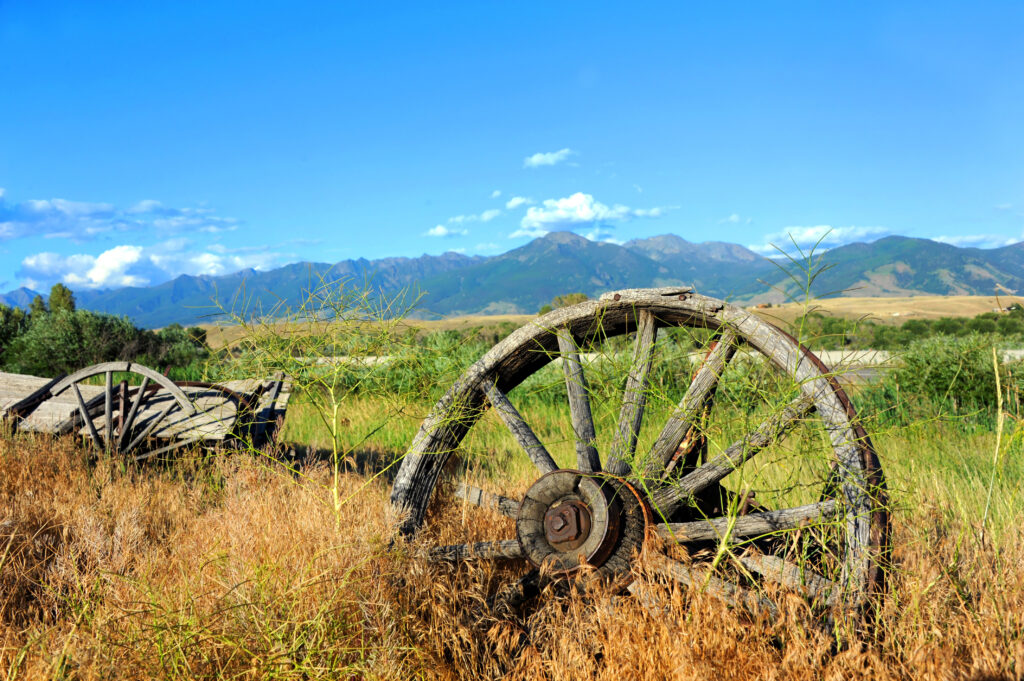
6,233,1024,328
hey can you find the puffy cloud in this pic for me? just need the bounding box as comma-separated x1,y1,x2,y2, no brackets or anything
479,209,500,222
490,190,502,199
505,196,533,210
0,192,238,242
424,224,468,238
513,192,667,239
748,225,892,256
523,148,574,168
719,213,752,224
932,234,1022,248
18,241,283,290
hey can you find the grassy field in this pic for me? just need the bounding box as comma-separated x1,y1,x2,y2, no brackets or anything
201,295,1023,350
2,383,1022,679
5,292,1024,679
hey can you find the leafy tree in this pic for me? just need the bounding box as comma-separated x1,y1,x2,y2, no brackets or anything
48,283,76,314
29,294,47,317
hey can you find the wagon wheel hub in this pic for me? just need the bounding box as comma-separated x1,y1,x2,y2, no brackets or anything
517,470,648,576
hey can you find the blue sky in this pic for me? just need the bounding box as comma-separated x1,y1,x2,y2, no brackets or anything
1,1,1022,292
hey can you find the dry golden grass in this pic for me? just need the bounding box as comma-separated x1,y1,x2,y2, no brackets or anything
758,295,1024,327
2,432,1023,680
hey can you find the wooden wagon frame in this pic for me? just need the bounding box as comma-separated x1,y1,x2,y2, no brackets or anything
0,361,291,460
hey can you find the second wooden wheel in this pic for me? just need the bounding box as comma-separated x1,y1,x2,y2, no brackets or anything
46,361,197,460
391,288,888,625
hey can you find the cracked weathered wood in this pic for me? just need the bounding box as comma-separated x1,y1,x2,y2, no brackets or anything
738,554,838,605
428,540,524,562
454,483,520,519
645,552,778,617
483,377,558,475
606,309,658,476
656,499,838,543
557,331,600,472
643,329,738,480
391,287,887,614
648,394,817,518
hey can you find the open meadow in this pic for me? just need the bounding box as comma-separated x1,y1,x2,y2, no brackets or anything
3,294,1024,680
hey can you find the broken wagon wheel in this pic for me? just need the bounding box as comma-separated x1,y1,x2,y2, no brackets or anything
47,361,197,459
391,287,888,629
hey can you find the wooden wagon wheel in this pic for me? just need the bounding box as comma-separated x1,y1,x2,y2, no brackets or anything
48,361,198,460
391,288,888,627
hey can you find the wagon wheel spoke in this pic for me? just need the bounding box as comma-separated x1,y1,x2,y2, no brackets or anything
655,499,838,543
454,482,521,519
643,329,738,481
103,371,114,450
428,539,524,562
124,399,179,455
606,309,658,477
649,393,817,518
117,376,151,452
482,378,558,474
486,568,542,617
643,552,778,616
556,331,600,473
72,383,105,450
737,554,838,605
133,436,202,463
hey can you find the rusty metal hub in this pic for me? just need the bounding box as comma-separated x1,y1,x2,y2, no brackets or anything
516,469,648,577
543,500,592,551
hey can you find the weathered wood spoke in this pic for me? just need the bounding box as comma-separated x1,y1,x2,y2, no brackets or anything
557,332,600,472
117,376,150,451
454,482,520,519
649,393,817,517
644,552,778,616
737,554,838,605
643,329,738,480
124,399,179,455
606,309,658,476
428,539,524,562
103,371,113,449
482,378,558,475
72,383,104,450
656,499,838,543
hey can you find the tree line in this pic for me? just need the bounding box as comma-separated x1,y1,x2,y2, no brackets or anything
0,284,210,379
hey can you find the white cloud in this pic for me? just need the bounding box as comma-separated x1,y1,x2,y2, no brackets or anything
514,192,667,239
474,242,500,252
490,190,502,199
19,241,284,290
933,234,1022,248
446,209,500,225
748,225,892,257
523,148,574,168
425,224,468,238
505,196,533,210
0,192,238,242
